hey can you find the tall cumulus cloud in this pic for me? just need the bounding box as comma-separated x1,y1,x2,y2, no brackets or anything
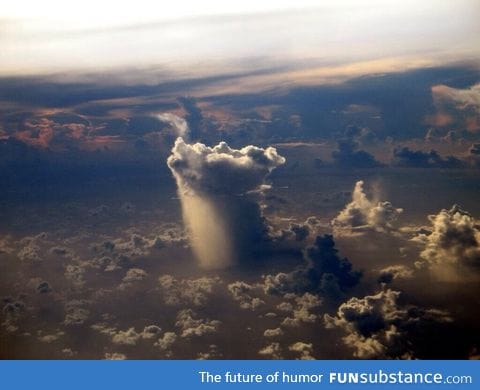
332,181,403,235
167,137,285,268
414,205,480,281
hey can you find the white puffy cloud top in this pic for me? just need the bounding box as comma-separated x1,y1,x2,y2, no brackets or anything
332,180,403,234
414,205,480,280
167,137,285,195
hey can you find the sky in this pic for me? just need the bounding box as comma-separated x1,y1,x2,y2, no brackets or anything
1,0,479,76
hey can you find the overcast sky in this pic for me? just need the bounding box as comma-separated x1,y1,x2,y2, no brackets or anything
1,0,479,77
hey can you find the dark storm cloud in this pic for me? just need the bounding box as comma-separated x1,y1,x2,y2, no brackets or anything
263,234,361,300
332,139,382,168
279,223,310,242
36,281,52,294
177,97,204,141
341,125,378,146
91,115,170,139
392,147,465,168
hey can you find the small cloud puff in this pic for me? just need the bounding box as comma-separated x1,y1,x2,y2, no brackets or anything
175,309,221,338
289,342,315,360
332,181,403,235
158,275,219,306
258,342,283,359
377,265,414,284
228,281,265,310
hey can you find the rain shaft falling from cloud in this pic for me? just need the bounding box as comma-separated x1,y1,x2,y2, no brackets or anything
167,137,285,268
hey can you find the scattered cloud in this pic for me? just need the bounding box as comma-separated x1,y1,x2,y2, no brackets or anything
158,275,219,306
105,352,127,360
154,331,177,356
332,181,403,235
289,342,315,360
392,147,464,168
64,300,90,326
325,288,453,358
414,205,480,281
263,327,284,338
112,327,142,346
280,293,322,328
377,265,414,284
175,309,221,338
258,342,283,359
228,281,265,310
